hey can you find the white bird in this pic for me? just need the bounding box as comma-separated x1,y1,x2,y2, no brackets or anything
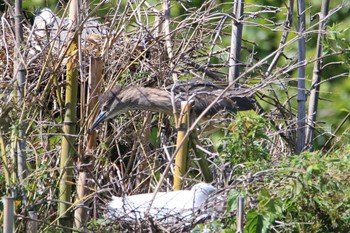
31,8,109,50
107,183,216,222
32,8,68,42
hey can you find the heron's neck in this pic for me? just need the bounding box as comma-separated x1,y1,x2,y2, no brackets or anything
120,86,174,115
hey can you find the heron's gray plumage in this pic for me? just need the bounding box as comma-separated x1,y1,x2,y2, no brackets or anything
91,81,256,130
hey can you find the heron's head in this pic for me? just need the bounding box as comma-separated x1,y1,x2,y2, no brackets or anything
191,183,216,207
192,183,216,194
90,86,124,131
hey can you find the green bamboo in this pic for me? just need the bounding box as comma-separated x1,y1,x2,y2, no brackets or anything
0,134,11,190
59,1,79,228
173,101,192,190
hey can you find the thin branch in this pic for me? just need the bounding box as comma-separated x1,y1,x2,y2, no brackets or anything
265,0,294,77
306,0,330,149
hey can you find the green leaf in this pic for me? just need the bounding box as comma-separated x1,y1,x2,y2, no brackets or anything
149,127,158,147
227,189,241,212
245,209,268,233
258,188,284,222
264,198,284,218
306,164,325,180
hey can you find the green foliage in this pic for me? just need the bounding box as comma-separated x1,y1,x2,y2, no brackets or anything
23,0,57,12
0,172,5,195
198,115,350,232
199,150,350,233
275,152,350,232
85,218,120,233
325,25,350,64
219,112,271,164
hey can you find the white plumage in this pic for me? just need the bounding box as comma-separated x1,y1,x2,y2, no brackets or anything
29,8,146,63
31,8,109,53
33,8,70,43
107,183,216,222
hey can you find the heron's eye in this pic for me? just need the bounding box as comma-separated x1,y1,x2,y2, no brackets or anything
102,105,110,112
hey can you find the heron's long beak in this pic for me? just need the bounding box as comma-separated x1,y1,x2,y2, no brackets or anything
90,111,107,131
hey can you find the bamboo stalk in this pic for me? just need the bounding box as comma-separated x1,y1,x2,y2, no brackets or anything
296,0,306,154
173,101,192,190
14,0,27,184
0,134,11,190
228,0,244,86
236,196,245,233
2,196,15,233
137,112,152,188
74,56,102,228
306,0,330,149
27,211,38,233
162,0,178,82
59,1,79,228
